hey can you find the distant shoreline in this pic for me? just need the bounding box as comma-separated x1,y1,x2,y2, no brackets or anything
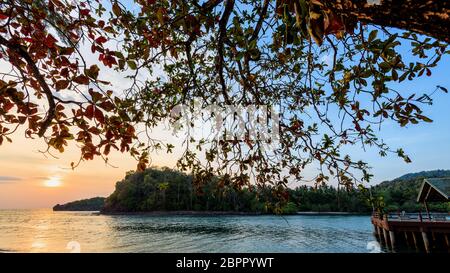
100,210,264,216
295,211,370,216
95,210,370,216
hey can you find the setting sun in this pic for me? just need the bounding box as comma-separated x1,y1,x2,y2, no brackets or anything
44,177,62,188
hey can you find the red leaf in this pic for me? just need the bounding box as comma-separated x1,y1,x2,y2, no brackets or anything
73,75,89,85
104,144,111,155
55,80,69,90
95,109,105,124
98,20,105,28
0,14,8,20
85,105,94,120
95,36,107,44
59,47,75,55
80,9,90,16
44,34,57,48
3,101,14,111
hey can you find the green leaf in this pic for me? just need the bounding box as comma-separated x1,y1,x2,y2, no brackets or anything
368,29,378,43
127,60,137,70
417,114,433,123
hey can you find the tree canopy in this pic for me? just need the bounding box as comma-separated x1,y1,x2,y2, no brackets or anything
0,0,449,195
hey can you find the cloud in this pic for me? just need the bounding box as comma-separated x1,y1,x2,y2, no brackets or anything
33,176,50,181
0,176,22,183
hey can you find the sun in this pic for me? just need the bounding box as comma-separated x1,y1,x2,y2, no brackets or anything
44,177,62,187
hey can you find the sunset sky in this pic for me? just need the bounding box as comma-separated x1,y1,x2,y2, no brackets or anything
1,2,450,209
1,66,449,209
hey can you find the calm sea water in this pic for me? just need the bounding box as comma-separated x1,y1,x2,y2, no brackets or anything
0,209,378,253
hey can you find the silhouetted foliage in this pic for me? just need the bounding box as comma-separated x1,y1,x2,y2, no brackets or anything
1,1,449,193
53,197,105,211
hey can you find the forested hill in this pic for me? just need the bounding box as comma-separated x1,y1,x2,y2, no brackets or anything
391,170,450,182
55,168,450,213
53,197,105,211
373,170,450,212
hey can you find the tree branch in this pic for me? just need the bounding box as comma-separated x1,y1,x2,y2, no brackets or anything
250,0,269,42
330,0,450,43
0,35,56,137
217,0,235,104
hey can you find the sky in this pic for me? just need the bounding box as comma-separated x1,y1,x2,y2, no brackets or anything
1,2,450,209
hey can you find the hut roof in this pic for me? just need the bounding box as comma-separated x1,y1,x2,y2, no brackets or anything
417,178,450,203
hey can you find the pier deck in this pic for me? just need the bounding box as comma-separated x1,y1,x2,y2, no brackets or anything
371,212,450,252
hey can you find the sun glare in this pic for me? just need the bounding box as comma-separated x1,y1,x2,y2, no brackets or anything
44,177,62,188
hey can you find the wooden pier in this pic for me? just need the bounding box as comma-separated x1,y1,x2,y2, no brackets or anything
371,177,450,253
371,212,450,252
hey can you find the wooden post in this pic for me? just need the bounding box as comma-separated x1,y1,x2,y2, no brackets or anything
383,228,390,249
422,231,430,253
404,232,410,247
424,201,431,220
373,225,378,238
376,226,382,241
444,234,449,250
412,232,419,251
389,231,396,251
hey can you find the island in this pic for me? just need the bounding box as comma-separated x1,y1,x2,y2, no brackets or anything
53,197,105,211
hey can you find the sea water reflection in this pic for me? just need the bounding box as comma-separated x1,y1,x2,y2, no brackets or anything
0,209,376,253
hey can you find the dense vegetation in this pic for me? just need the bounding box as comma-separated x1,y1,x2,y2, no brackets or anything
372,170,450,212
101,168,450,214
53,197,105,211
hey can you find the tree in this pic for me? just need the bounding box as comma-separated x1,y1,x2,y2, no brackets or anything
0,0,449,195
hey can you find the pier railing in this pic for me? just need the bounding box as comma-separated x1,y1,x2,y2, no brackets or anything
372,211,449,222
371,211,450,253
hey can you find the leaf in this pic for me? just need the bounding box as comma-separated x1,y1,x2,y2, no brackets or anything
127,60,137,70
437,85,448,93
73,75,89,85
379,62,390,71
391,69,398,81
112,2,122,17
44,34,58,48
89,89,103,102
80,9,90,16
95,108,105,124
59,47,75,55
95,36,107,44
308,22,324,46
156,7,165,25
85,105,94,120
368,29,378,43
85,65,100,80
55,80,69,90
417,114,433,123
